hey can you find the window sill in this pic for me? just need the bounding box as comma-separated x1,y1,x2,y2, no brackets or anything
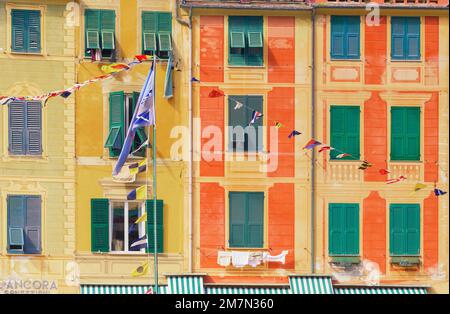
5,253,44,257
227,65,265,69
389,160,422,163
329,58,361,62
3,155,48,163
329,256,361,264
9,51,44,56
389,59,422,63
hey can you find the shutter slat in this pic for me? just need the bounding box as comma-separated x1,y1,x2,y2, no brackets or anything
26,102,42,155
229,192,247,247
11,10,26,52
146,200,164,253
9,101,26,154
91,199,110,252
27,11,41,53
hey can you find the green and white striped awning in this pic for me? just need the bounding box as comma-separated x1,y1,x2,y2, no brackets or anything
205,286,291,294
167,276,204,294
80,285,168,294
289,276,334,294
334,287,427,294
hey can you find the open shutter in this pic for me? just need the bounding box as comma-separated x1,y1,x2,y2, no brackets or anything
85,9,100,50
246,96,263,152
345,106,360,159
229,16,246,66
27,10,41,53
229,192,247,247
405,204,420,255
390,204,406,255
246,16,263,66
11,10,26,52
26,101,42,155
331,16,345,59
24,196,41,254
346,16,360,59
131,92,147,157
158,12,172,52
406,17,420,60
8,101,26,155
7,195,26,252
146,200,164,253
106,91,124,157
391,17,406,60
91,199,109,252
330,106,346,160
329,204,344,255
405,107,420,160
246,193,264,248
100,10,115,50
142,12,157,53
345,204,359,255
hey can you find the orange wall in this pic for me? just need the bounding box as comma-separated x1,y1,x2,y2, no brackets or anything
200,86,225,177
425,16,439,86
200,16,224,83
424,92,439,182
267,87,295,178
200,182,225,268
363,191,387,273
424,191,439,270
268,16,295,83
268,183,295,269
364,17,387,85
364,92,388,182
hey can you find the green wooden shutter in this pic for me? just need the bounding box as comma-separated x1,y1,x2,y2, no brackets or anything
7,195,26,252
91,199,109,252
85,9,100,50
330,106,360,160
146,200,164,253
26,101,42,155
246,16,263,66
345,204,359,255
24,196,41,254
391,107,420,161
100,10,115,50
11,10,26,52
131,92,147,157
392,17,420,60
105,91,125,157
329,203,359,255
8,101,26,155
246,96,263,152
390,204,420,256
246,193,264,248
11,10,41,53
229,16,246,66
390,204,406,255
229,192,247,247
26,10,41,53
228,96,247,152
405,204,420,255
331,16,345,59
142,12,157,53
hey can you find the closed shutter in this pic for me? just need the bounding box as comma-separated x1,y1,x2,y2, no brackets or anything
329,203,359,255
390,204,420,256
246,96,263,152
331,16,360,59
246,16,263,66
229,192,247,247
228,96,247,152
391,17,405,59
11,10,26,52
405,205,420,255
26,101,42,155
346,16,360,59
106,91,125,157
246,193,264,248
406,18,420,59
8,101,26,155
24,196,41,254
390,204,406,255
391,107,420,161
91,199,109,252
330,106,360,160
27,10,41,53
345,204,359,255
331,16,345,59
7,195,26,252
146,200,164,253
229,16,246,66
11,9,41,53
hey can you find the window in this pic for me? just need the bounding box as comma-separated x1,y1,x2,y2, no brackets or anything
142,12,172,59
84,9,116,59
390,107,420,161
328,203,359,256
229,192,264,248
228,16,263,66
11,9,41,53
390,204,420,256
330,106,360,160
91,199,163,253
330,16,360,60
7,195,41,254
228,96,263,152
104,91,148,157
8,101,42,156
391,17,420,61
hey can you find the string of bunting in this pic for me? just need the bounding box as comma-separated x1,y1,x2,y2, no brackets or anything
204,88,447,197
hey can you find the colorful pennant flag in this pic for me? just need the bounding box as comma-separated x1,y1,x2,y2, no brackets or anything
318,145,332,153
130,235,147,250
386,175,407,184
132,262,149,277
358,160,372,170
379,169,390,175
434,188,447,196
191,77,200,82
135,213,147,224
101,63,130,74
234,101,244,110
275,122,283,129
60,91,72,98
303,139,321,149
414,183,427,192
288,130,301,139
208,89,224,98
336,153,350,159
127,185,148,200
135,55,152,62
249,110,263,125
129,159,147,176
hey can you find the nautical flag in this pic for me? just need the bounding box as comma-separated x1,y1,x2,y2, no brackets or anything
135,213,147,224
208,89,224,98
303,139,321,149
113,61,155,176
275,122,283,129
130,235,147,250
288,130,301,139
127,185,148,200
60,91,72,98
191,77,200,83
358,160,372,170
434,188,447,196
129,159,147,176
414,183,427,192
101,63,129,74
132,262,149,277
164,53,174,99
336,153,350,159
249,110,263,125
318,145,332,153
386,175,407,184
145,287,153,294
234,101,244,110
135,54,152,62
379,169,390,175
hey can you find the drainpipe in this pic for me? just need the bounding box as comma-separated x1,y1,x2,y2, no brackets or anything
310,6,316,275
175,0,193,273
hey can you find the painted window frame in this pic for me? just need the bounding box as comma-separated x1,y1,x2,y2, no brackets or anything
141,11,173,59
228,16,264,67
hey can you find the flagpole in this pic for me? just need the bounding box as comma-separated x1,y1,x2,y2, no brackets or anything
152,57,159,294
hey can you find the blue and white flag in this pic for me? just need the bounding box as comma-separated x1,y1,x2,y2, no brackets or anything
249,110,263,126
112,62,155,176
130,235,147,250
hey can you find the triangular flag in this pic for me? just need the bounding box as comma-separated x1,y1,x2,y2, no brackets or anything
191,77,200,82
303,139,321,149
358,160,372,170
134,212,147,224
130,235,147,250
60,91,72,98
386,175,407,184
379,169,390,175
208,89,224,98
234,101,244,110
414,183,427,192
288,130,301,139
434,188,447,196
129,159,147,176
127,185,147,200
336,153,351,159
132,262,149,277
135,55,151,62
275,122,283,129
318,145,333,153
249,110,263,125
